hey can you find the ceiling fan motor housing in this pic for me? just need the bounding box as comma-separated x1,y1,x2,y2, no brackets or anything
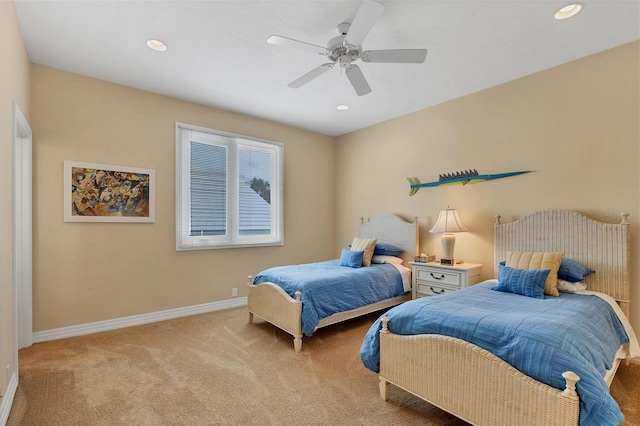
328,23,361,64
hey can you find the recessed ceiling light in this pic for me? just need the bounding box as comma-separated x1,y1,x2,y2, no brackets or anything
554,3,583,20
336,105,349,111
146,39,167,52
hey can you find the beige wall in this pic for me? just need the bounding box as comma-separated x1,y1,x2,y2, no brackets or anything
30,65,335,331
335,41,640,334
0,0,31,402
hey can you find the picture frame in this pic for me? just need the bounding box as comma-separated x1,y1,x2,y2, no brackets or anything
63,160,155,223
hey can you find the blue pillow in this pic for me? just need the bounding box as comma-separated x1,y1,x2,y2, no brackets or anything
374,242,404,256
558,258,595,283
350,242,404,256
339,249,364,268
492,265,550,299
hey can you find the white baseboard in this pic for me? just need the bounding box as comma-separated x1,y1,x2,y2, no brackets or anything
33,297,248,344
0,371,18,426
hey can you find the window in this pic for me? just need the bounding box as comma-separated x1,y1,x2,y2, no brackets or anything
176,123,283,250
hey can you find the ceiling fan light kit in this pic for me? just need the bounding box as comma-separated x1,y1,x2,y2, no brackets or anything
267,0,427,96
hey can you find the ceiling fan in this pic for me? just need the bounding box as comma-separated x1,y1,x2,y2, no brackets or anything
267,0,427,96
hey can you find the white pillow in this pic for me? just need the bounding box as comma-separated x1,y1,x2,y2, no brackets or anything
371,255,403,265
557,279,587,293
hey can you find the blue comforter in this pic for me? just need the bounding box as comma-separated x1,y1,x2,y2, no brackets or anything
360,281,629,426
253,260,406,336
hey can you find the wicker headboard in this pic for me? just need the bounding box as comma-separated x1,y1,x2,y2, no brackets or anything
360,214,419,265
495,209,631,318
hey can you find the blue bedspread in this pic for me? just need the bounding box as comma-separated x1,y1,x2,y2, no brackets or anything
253,260,406,336
360,281,630,426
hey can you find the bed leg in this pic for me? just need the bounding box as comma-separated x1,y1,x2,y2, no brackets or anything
294,335,302,353
379,377,389,401
247,275,254,325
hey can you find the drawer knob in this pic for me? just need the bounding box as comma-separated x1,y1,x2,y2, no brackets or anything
430,272,445,280
430,287,445,295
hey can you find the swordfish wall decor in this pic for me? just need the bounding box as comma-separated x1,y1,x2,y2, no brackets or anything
407,169,530,196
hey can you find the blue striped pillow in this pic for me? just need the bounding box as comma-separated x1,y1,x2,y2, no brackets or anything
339,249,364,268
492,265,550,299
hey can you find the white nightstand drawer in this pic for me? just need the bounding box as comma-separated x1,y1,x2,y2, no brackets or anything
416,269,461,287
417,283,457,297
410,262,483,300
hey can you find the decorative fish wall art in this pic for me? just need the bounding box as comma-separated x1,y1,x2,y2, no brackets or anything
407,169,530,196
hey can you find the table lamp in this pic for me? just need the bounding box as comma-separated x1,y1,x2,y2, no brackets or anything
429,208,468,265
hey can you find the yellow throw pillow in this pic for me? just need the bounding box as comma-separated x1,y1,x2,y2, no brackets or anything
505,251,564,297
351,237,377,267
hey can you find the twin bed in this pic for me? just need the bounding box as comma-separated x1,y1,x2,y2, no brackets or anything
247,213,418,352
247,209,637,426
363,209,637,426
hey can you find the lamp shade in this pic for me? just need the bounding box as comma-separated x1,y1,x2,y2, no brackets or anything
429,209,468,234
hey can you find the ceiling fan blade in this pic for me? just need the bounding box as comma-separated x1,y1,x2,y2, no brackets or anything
267,35,329,56
362,49,428,64
345,64,372,96
344,0,384,47
287,63,334,88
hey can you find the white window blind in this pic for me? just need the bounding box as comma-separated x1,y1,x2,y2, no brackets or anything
176,123,283,250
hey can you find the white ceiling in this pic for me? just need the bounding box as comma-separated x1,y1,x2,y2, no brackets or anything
14,0,640,137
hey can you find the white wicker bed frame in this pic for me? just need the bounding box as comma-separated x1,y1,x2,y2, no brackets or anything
378,209,631,426
247,213,418,352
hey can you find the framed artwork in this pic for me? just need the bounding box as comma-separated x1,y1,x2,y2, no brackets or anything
64,160,155,223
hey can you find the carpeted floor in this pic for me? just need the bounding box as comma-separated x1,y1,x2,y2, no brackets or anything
8,307,640,425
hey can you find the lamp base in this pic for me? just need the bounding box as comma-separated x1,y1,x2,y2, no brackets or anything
440,233,456,266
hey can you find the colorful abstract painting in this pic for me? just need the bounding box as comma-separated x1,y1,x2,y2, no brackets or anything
64,161,155,222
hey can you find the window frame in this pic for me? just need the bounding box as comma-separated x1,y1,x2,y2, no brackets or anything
175,122,284,250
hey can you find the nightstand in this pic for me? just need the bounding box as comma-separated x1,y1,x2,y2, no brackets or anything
411,261,483,299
